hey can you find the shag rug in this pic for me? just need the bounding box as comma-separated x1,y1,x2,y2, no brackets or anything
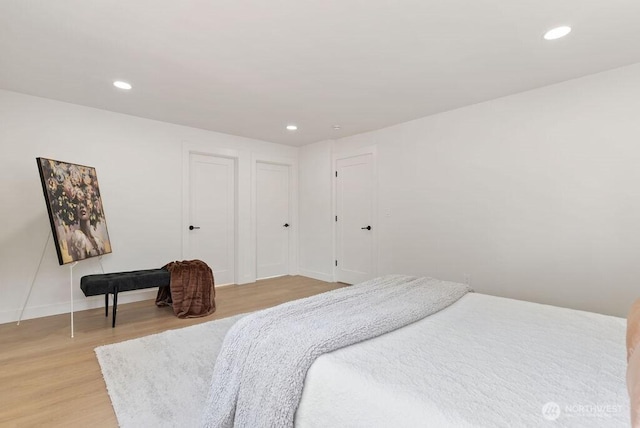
95,314,245,428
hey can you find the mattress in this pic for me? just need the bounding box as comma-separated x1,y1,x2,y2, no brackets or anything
295,293,629,427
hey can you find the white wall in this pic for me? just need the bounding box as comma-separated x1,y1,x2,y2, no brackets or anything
0,89,297,323
5,61,639,322
299,63,640,317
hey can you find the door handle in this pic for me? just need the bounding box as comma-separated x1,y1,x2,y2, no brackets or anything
361,225,371,230
189,225,201,230
283,223,290,228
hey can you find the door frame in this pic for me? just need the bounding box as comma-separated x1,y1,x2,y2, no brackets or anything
332,145,378,283
251,154,299,278
182,142,240,284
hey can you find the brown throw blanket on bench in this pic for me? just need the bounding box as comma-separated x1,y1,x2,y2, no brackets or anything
155,259,216,318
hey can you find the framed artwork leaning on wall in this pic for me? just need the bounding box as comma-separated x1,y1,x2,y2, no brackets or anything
36,157,112,265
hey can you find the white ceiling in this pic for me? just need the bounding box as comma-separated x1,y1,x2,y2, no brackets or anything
1,1,639,146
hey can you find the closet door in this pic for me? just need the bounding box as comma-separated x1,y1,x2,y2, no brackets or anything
187,154,235,285
256,162,290,279
335,153,375,284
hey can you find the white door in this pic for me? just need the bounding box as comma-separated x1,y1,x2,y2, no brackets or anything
256,162,290,279
188,154,235,285
336,153,375,284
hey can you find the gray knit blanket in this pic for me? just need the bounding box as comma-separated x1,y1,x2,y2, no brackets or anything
201,275,470,428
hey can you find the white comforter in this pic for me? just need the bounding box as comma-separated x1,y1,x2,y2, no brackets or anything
295,293,629,427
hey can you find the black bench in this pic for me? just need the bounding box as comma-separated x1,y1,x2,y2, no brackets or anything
80,268,170,327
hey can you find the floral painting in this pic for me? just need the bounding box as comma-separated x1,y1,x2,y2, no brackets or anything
36,157,112,265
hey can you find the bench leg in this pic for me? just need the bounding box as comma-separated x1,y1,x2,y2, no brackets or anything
112,288,118,328
105,293,109,317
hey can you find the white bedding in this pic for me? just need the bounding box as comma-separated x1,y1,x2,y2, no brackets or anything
295,293,629,427
201,275,469,427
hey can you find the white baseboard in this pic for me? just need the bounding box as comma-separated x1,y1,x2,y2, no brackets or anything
298,268,334,283
1,280,277,325
0,289,158,325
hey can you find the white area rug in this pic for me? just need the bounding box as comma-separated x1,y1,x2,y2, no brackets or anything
95,314,245,428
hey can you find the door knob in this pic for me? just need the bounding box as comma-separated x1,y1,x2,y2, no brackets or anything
361,225,371,230
283,223,290,228
189,225,201,230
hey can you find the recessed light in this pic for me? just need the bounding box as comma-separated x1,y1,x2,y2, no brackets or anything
286,125,298,131
333,125,341,130
113,80,132,90
544,26,571,40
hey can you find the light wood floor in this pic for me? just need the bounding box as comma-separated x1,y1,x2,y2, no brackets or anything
0,275,344,428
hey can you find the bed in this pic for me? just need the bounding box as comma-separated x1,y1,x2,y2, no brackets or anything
202,276,630,427
296,293,629,427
